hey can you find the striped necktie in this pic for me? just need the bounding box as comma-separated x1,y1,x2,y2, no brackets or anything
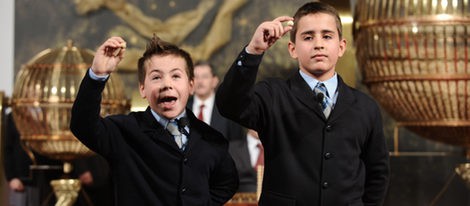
167,121,183,148
314,83,332,118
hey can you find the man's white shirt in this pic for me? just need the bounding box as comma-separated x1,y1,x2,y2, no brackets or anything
192,93,215,125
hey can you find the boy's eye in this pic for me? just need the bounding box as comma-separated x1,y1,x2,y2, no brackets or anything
303,36,313,41
172,74,181,79
151,75,161,80
323,35,332,39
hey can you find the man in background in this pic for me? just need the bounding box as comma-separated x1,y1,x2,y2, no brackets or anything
3,112,113,206
188,61,244,141
4,112,61,206
229,129,263,193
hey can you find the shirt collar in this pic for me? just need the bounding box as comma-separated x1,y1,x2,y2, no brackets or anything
150,109,187,129
247,132,261,149
193,93,215,109
299,70,338,97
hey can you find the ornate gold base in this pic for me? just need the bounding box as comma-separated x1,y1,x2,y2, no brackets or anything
50,179,81,206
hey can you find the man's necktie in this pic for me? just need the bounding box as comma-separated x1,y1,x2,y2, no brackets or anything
254,143,264,171
167,121,183,149
314,83,332,118
197,104,205,121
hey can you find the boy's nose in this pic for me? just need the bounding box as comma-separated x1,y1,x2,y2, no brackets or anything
314,45,324,50
313,39,324,50
314,42,324,50
161,77,173,90
313,39,324,49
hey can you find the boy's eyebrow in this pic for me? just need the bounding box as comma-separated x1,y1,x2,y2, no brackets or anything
174,67,185,71
300,29,336,36
148,67,183,73
148,67,186,74
170,68,185,73
147,68,162,74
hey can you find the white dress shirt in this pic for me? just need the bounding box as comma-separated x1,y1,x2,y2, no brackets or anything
192,93,215,125
247,133,262,168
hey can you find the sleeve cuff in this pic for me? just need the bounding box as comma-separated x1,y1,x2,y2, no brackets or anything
236,47,264,68
88,68,109,81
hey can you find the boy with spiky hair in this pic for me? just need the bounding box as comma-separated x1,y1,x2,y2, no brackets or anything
71,36,238,205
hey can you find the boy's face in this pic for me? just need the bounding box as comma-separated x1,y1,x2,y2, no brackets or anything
139,55,194,120
193,64,219,99
288,13,346,81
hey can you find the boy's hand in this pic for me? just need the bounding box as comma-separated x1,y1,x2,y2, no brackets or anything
246,16,294,55
91,36,126,76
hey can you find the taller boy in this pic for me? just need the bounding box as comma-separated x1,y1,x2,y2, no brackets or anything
71,36,238,205
216,2,390,206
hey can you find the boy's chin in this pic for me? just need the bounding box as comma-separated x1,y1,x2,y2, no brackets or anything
311,69,326,76
301,68,324,75
159,109,185,120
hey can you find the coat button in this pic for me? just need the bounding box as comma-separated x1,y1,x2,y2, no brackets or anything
183,158,188,163
325,125,332,131
322,182,329,189
324,152,332,159
181,187,187,193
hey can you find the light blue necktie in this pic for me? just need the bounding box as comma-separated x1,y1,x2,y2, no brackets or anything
314,83,332,118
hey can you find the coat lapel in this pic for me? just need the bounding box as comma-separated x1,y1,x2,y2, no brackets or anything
140,107,183,152
289,73,357,121
181,110,203,154
289,72,325,119
328,76,356,122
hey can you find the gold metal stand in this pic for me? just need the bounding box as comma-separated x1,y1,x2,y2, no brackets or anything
48,162,81,206
50,179,81,206
6,41,129,206
256,165,263,201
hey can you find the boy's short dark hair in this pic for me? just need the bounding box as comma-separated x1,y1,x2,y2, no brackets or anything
290,1,343,43
137,35,194,84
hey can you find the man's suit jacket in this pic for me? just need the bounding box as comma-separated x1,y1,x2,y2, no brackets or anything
187,96,245,141
228,138,257,193
216,50,390,206
70,72,239,206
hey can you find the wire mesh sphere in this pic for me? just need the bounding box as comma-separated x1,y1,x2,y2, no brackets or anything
11,41,130,161
353,0,470,147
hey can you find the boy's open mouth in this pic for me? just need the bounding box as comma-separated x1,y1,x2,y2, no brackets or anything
158,96,177,108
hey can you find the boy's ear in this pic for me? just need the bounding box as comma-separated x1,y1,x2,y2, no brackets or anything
189,79,195,95
338,38,347,58
288,41,298,59
139,84,146,99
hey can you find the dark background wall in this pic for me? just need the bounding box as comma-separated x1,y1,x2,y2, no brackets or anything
9,0,470,205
